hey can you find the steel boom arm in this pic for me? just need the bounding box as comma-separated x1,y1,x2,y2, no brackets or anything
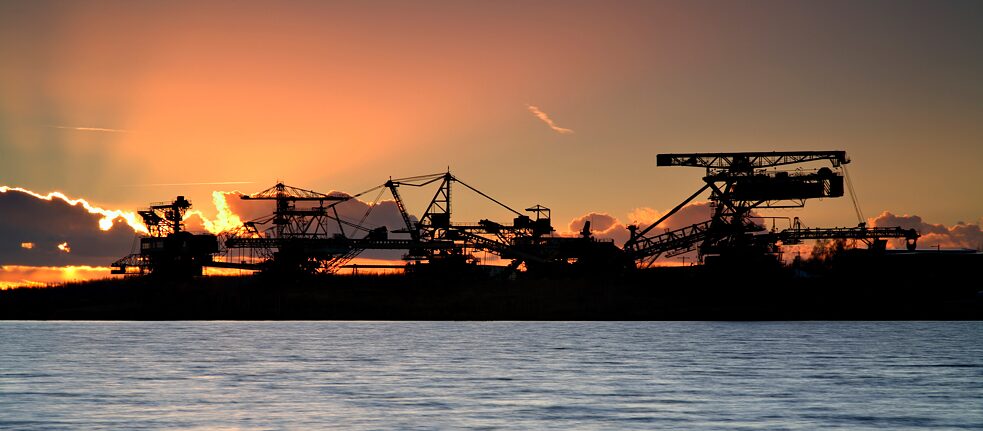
656,151,849,170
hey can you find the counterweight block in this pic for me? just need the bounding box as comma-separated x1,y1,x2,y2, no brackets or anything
728,168,844,201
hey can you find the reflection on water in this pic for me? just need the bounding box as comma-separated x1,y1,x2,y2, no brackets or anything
1,322,982,429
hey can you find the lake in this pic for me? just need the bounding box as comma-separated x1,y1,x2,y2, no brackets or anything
1,322,981,429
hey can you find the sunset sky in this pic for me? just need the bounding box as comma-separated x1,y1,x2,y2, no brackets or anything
1,1,982,283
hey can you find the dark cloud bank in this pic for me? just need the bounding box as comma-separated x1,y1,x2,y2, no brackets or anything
0,190,134,266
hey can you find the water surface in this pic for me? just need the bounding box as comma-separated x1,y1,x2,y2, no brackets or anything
1,322,981,429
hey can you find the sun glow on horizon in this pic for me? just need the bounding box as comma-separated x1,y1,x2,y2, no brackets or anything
0,265,113,289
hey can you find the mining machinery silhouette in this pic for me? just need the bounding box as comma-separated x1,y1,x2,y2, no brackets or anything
219,182,357,273
110,151,920,278
379,171,621,274
623,151,919,267
111,196,219,277
220,171,621,276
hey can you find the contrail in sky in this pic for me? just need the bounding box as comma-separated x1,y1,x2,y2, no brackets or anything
124,181,255,187
526,104,574,135
48,125,131,133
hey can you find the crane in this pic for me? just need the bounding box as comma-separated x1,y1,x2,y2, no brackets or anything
624,151,918,266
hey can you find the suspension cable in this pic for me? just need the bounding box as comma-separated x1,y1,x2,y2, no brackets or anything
453,177,523,216
356,186,387,228
843,165,864,224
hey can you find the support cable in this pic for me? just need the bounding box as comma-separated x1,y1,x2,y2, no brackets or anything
356,186,387,228
843,165,865,224
453,177,523,216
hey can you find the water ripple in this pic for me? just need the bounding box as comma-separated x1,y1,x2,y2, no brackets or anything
1,321,982,429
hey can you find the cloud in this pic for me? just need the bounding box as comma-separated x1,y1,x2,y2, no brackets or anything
869,211,983,250
561,203,720,266
0,186,146,233
0,189,136,268
627,202,714,231
184,191,248,235
48,125,131,133
210,191,270,226
627,207,662,227
565,202,715,250
568,212,630,245
526,104,574,134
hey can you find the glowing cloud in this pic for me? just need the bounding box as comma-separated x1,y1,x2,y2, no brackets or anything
627,207,663,227
184,191,245,234
567,212,629,245
0,186,148,234
48,125,130,133
526,104,574,134
57,242,71,253
869,211,983,250
566,203,716,248
628,202,714,231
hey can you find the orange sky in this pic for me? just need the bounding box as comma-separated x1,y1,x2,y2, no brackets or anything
2,1,982,261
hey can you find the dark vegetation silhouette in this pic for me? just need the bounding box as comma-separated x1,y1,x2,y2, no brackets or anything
2,256,981,320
